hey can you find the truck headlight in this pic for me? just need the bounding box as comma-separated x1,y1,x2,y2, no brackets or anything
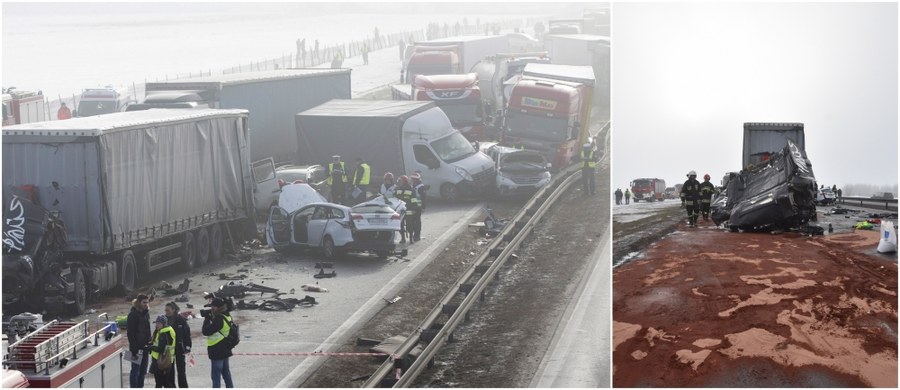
455,166,473,181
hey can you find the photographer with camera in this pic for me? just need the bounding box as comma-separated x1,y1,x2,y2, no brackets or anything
201,297,235,388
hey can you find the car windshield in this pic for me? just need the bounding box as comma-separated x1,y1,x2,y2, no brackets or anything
633,180,650,187
352,204,395,214
77,100,118,116
430,132,476,163
505,111,569,142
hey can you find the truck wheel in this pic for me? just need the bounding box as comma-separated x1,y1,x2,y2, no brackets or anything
209,224,224,262
196,228,210,266
181,231,196,271
323,236,336,259
118,250,137,293
440,183,460,202
71,268,87,316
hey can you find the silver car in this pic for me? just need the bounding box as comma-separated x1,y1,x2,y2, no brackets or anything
266,184,406,259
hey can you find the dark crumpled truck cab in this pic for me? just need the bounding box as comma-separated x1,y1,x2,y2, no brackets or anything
712,139,818,231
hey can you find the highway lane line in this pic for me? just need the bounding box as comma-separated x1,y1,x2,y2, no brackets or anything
276,201,486,388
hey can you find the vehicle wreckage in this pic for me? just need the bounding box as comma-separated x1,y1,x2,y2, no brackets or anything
711,139,818,232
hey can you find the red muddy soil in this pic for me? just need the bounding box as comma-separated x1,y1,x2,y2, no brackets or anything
613,220,898,388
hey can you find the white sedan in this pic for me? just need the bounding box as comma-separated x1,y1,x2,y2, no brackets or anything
266,184,407,259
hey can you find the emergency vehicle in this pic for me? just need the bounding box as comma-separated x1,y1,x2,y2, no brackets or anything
2,313,126,387
630,178,666,202
75,88,131,117
2,90,47,126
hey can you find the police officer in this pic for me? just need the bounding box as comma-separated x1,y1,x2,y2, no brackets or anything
394,175,415,243
680,170,702,227
579,143,597,195
699,173,717,221
353,157,371,202
326,155,348,205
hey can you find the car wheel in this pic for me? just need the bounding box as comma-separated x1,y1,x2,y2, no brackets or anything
440,183,460,202
323,236,336,259
196,228,210,266
181,231,196,271
118,250,137,293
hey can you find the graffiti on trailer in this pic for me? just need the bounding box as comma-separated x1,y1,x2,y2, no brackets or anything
4,196,26,253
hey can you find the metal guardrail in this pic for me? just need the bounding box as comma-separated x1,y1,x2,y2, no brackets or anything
835,197,898,212
363,161,585,387
360,120,609,387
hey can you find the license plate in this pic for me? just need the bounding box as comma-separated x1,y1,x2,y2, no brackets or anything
368,218,387,225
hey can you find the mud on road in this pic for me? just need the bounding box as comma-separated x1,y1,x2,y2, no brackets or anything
612,219,898,387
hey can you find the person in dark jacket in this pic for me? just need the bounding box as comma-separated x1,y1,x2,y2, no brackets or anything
699,174,717,221
149,315,176,388
614,188,623,205
680,170,702,227
201,298,234,388
127,294,152,388
165,302,192,388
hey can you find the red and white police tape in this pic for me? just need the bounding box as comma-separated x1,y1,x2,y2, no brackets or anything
193,351,391,357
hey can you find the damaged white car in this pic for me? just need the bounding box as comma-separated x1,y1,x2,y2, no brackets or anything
266,184,407,259
480,142,552,195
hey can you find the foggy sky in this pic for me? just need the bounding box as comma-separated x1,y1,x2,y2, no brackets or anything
611,2,898,191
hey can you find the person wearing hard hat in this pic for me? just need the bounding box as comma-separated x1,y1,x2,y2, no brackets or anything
699,173,717,222
680,171,702,227
579,143,597,196
326,155,348,205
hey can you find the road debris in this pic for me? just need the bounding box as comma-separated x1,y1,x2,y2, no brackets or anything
302,284,329,293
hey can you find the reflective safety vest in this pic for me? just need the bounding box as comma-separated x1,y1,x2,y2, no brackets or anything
395,187,414,203
356,163,371,186
206,314,232,347
327,162,348,185
406,196,422,215
700,181,716,204
150,326,176,360
581,150,597,168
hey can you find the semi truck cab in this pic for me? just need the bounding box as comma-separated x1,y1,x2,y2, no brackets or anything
504,77,585,169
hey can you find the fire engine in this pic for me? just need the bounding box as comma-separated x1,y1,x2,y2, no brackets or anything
630,178,667,202
2,312,126,387
2,89,47,126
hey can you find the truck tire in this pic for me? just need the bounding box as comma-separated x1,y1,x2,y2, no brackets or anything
440,183,460,202
181,231,196,271
209,224,224,262
118,250,137,293
196,227,210,266
71,268,86,316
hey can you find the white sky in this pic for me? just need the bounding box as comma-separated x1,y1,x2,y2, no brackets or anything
611,2,898,190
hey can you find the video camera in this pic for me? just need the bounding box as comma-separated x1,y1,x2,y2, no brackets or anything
199,291,236,318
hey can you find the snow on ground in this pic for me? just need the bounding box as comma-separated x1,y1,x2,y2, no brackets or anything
612,199,681,224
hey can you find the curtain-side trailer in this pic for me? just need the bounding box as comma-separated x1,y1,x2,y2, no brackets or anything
2,109,255,315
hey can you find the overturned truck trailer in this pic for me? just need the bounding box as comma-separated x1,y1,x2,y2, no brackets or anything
712,139,818,231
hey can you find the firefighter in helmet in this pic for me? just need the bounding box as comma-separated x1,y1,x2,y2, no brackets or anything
699,173,717,221
680,170,702,227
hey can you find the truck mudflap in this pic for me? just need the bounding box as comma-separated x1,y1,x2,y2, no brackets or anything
720,140,817,231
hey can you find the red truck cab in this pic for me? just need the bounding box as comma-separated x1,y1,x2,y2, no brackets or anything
404,45,460,83
504,77,585,170
413,73,485,141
